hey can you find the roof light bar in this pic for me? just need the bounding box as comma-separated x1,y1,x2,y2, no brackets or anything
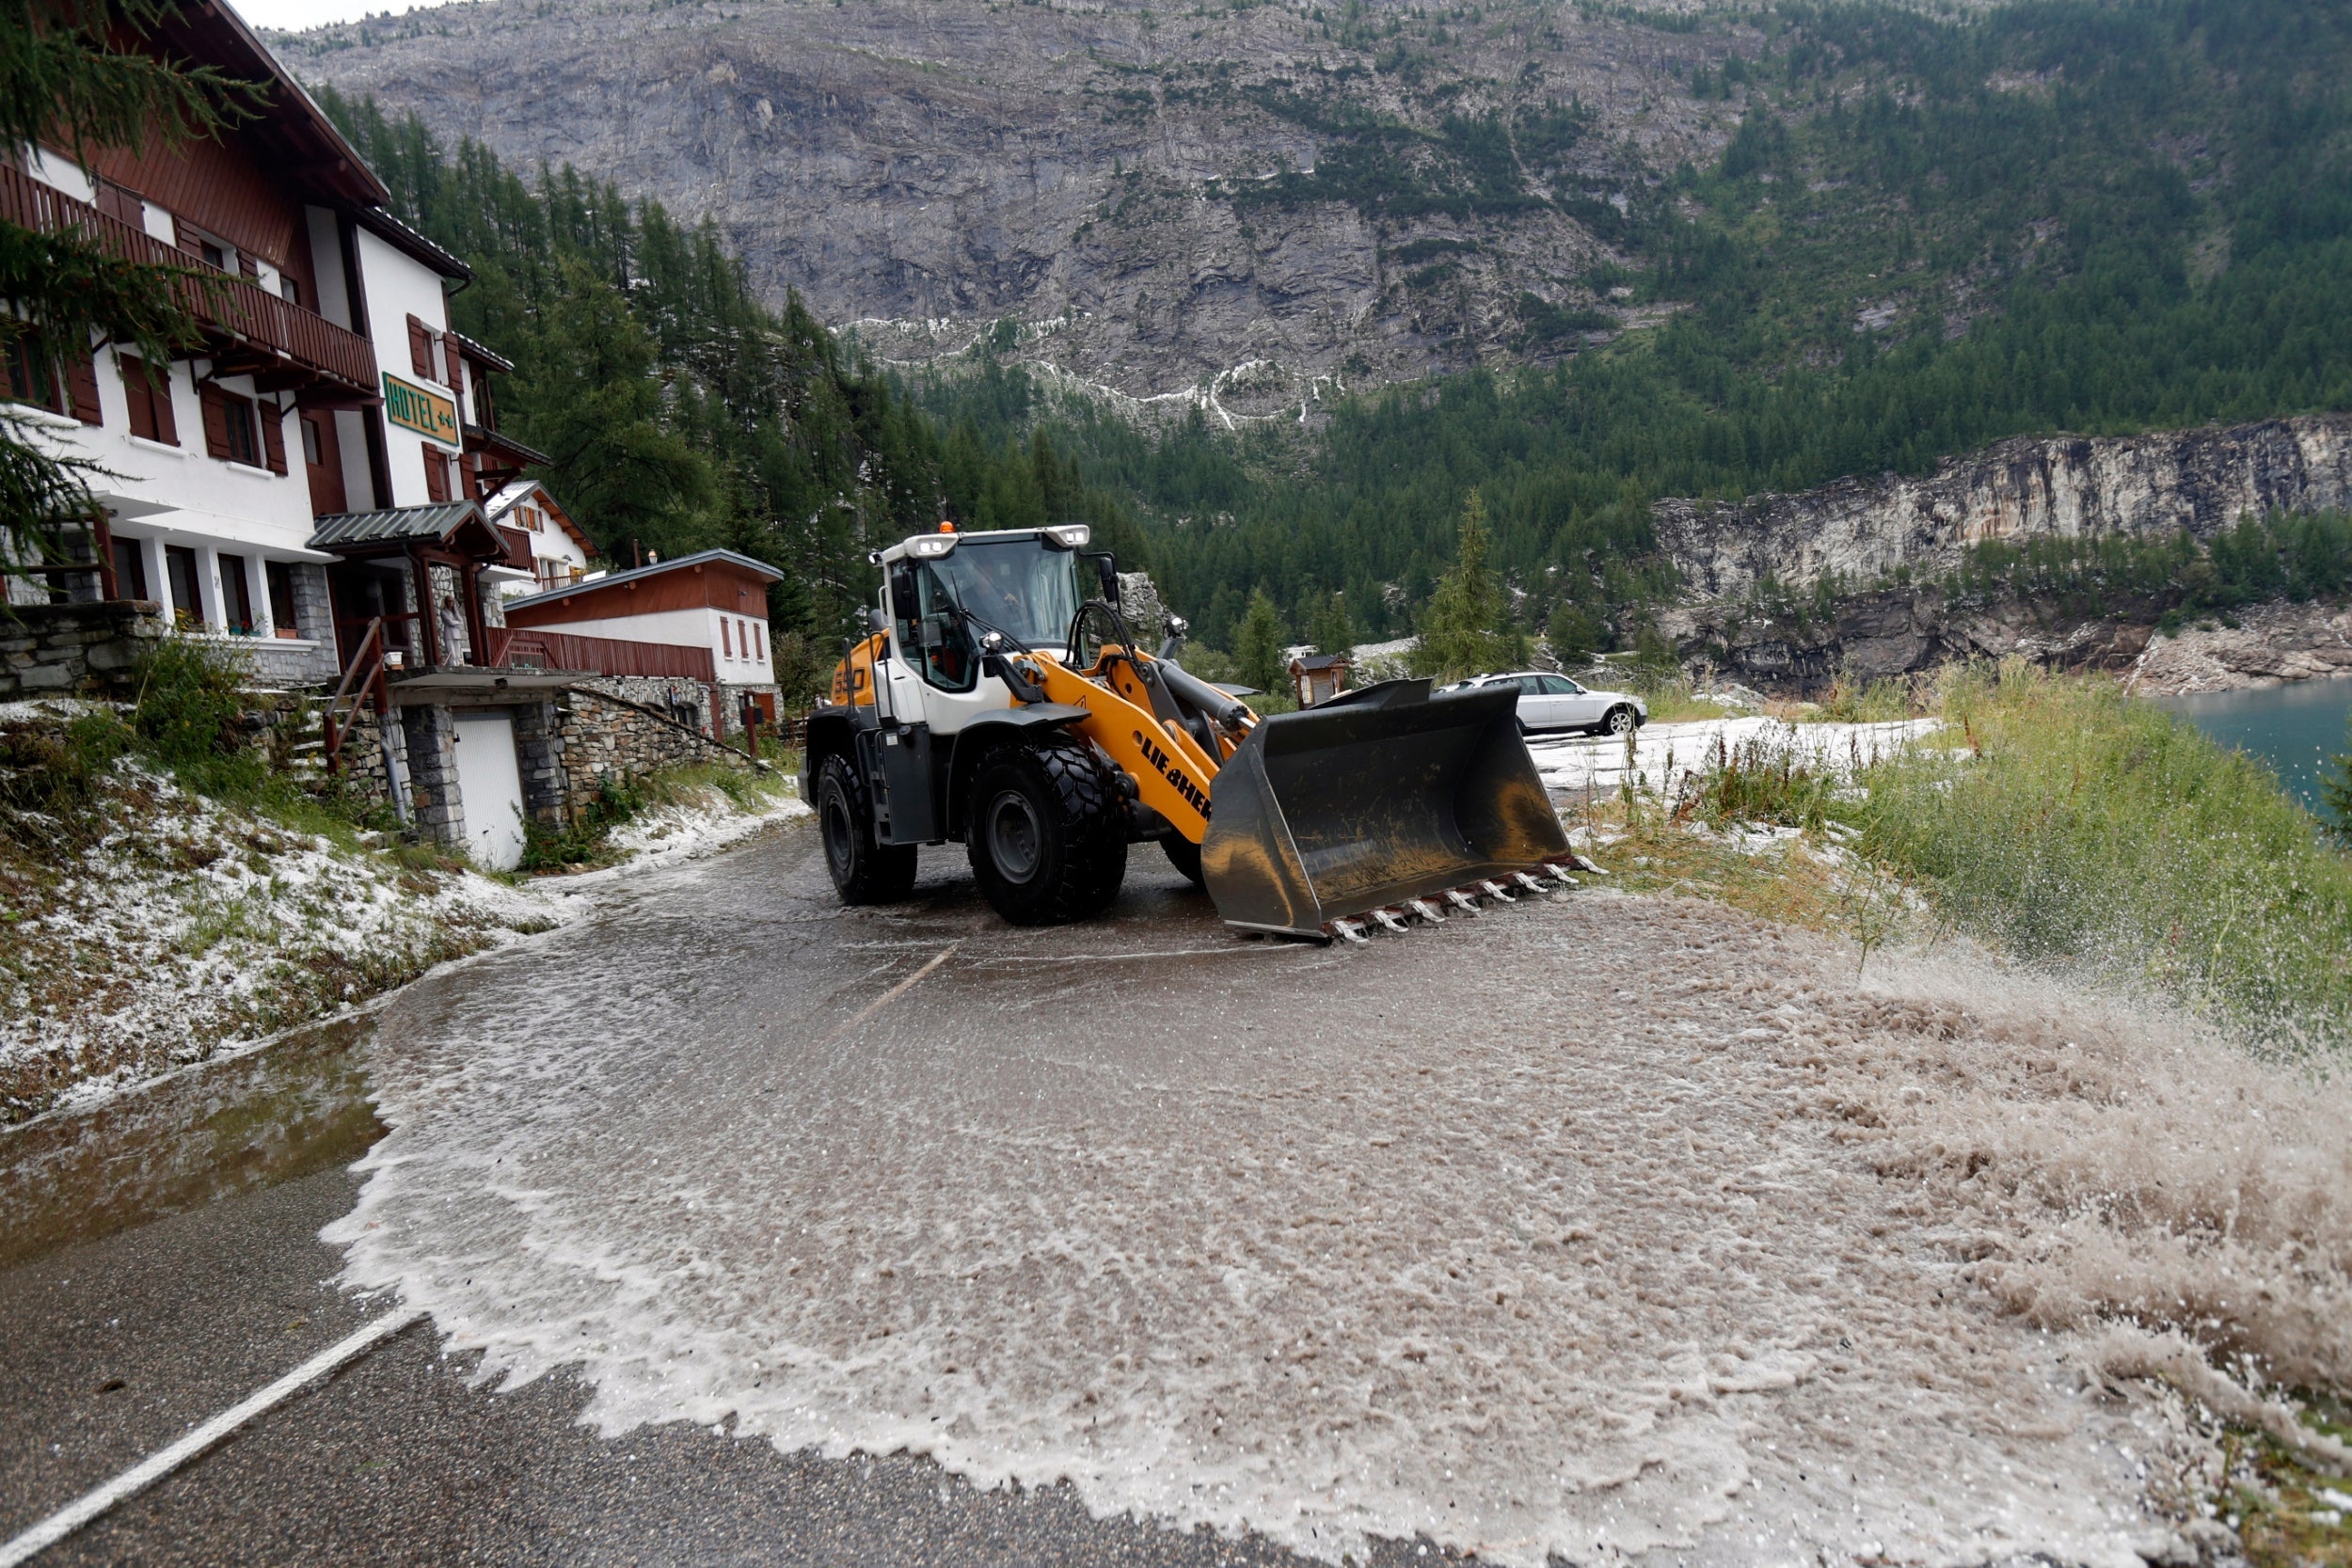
1043,524,1091,549
906,533,958,560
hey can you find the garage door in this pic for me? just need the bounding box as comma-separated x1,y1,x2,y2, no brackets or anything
451,712,527,871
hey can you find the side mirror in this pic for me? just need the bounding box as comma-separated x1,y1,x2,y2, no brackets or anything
867,607,889,636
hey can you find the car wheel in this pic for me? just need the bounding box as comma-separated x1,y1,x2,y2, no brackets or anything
965,734,1128,924
817,752,918,904
1601,705,1639,736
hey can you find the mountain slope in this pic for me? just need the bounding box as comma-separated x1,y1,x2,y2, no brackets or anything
279,0,1747,411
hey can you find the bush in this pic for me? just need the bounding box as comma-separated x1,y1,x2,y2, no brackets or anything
130,636,262,795
1681,730,1838,832
1855,662,2352,1052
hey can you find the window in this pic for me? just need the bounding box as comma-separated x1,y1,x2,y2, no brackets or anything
721,617,733,658
3,334,57,411
265,562,298,638
164,546,202,627
119,356,178,445
111,538,149,601
1538,675,1581,695
891,561,980,693
200,383,262,467
218,553,256,635
422,446,449,503
300,415,322,467
279,276,299,306
201,241,226,270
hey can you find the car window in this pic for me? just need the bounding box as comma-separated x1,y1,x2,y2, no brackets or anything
1539,675,1581,695
1511,675,1542,693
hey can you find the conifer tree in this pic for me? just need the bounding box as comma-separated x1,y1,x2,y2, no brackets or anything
1233,588,1287,694
2,0,255,568
1411,490,1524,682
1308,590,1355,658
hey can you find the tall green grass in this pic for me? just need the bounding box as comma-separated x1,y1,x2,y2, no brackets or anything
1855,663,2352,1053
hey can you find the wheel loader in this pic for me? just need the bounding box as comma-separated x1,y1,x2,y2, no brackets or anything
800,522,1576,940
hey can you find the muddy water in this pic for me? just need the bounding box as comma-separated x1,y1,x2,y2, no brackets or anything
0,1019,384,1270
318,825,2328,1568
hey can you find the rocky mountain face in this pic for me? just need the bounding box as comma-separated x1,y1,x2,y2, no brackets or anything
277,0,1750,417
1653,415,2352,599
1650,416,2352,691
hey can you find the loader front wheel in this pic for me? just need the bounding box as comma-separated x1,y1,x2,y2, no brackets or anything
966,736,1127,925
1161,832,1206,889
817,752,917,904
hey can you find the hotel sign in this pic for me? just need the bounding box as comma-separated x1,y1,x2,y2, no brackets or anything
382,372,459,448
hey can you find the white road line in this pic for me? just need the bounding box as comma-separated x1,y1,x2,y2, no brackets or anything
0,1307,425,1567
834,942,959,1034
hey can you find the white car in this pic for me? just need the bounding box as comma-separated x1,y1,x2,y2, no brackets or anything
1442,670,1648,736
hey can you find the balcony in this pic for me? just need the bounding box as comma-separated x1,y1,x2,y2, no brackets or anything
1,162,377,400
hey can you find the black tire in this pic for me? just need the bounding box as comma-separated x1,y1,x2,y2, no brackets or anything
964,734,1128,925
1161,832,1206,889
817,752,918,904
1600,705,1639,736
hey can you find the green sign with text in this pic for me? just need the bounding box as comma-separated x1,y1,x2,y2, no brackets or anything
382,372,459,448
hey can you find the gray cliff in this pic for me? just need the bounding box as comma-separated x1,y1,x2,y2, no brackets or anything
277,0,1750,415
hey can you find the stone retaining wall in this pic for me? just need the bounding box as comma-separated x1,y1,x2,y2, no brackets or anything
554,687,757,820
0,601,167,701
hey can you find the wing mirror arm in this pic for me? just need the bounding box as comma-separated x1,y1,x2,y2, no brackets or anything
1157,614,1189,662
978,628,1050,705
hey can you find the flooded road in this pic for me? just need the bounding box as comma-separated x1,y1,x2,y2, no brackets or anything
10,819,2342,1565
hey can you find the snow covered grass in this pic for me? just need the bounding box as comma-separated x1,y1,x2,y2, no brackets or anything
0,700,806,1124
519,758,807,876
0,746,568,1125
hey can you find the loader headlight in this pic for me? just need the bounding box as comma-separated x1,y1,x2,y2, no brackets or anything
1043,524,1091,549
905,533,958,560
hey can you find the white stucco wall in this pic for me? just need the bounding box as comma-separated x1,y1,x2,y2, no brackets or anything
353,227,462,510
516,605,777,683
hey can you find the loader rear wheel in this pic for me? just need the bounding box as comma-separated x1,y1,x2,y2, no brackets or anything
1161,832,1206,889
817,752,917,904
966,735,1127,925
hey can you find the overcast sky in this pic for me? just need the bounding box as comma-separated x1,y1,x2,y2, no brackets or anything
232,0,441,33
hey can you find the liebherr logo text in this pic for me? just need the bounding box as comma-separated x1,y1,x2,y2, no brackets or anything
1133,729,1211,817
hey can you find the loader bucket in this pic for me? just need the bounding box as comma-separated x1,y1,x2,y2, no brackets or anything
1201,678,1570,938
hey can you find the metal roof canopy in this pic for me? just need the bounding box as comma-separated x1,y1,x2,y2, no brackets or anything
310,501,507,559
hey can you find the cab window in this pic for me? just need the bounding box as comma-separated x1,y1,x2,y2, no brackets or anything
891,562,978,692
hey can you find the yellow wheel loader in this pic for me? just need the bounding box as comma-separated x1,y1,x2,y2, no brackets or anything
801,523,1575,940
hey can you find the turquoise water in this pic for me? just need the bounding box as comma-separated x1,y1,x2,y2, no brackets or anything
2155,675,2352,819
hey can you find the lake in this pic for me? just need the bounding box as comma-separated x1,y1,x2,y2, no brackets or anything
2154,674,2352,818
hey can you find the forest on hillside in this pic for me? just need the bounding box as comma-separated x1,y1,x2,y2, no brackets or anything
314,87,1150,693
918,0,2352,650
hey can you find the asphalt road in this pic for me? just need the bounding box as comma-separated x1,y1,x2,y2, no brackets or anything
0,816,2172,1567
0,832,1433,1568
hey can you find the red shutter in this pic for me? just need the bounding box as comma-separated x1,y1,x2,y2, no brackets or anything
199,384,231,459
66,352,102,424
238,252,260,281
150,364,178,446
173,214,205,261
95,182,141,226
408,316,433,379
445,336,466,392
260,402,287,474
422,447,448,503
119,356,156,442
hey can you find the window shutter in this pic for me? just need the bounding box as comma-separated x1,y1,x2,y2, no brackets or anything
174,214,205,261
408,316,433,379
66,352,102,424
150,364,178,446
445,335,466,393
238,252,260,281
721,618,732,658
119,356,156,442
95,182,141,227
260,402,287,474
199,384,231,460
423,447,448,503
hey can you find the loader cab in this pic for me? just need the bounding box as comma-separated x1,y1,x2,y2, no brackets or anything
874,524,1094,736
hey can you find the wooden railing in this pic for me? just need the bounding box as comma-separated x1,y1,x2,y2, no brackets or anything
323,616,389,774
0,163,377,395
483,625,716,681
